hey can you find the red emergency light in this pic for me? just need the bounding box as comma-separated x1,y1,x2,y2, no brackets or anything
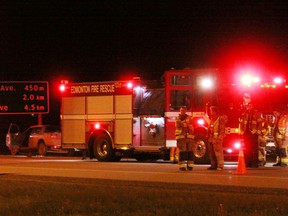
127,82,133,89
59,84,66,92
200,77,214,89
197,118,205,126
226,142,242,154
59,80,69,92
274,77,283,84
240,74,260,87
234,142,241,149
94,123,100,129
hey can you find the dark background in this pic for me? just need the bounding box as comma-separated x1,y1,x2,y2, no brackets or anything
1,1,288,81
0,1,288,152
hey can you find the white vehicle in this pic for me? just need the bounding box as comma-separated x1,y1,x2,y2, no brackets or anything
6,124,64,156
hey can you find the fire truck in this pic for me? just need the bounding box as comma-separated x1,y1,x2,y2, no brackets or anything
59,68,288,163
59,68,245,163
237,73,288,159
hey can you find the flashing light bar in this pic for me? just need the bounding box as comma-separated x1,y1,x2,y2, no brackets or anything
274,77,283,84
240,74,260,87
260,84,276,88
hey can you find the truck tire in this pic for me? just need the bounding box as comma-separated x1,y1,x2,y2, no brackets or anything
93,134,114,162
38,141,47,156
193,135,210,164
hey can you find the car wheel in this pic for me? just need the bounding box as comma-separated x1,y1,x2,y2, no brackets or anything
38,141,47,156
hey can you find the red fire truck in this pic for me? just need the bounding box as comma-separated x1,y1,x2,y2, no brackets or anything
59,68,244,163
236,73,288,160
59,68,288,163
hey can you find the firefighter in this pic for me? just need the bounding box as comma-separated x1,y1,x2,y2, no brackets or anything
170,147,179,164
239,103,263,168
272,110,288,167
175,106,195,171
258,118,269,166
207,106,227,170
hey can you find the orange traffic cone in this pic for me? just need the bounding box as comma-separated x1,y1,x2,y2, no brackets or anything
235,149,247,174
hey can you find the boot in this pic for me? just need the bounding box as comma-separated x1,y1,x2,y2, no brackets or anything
178,162,187,171
178,151,188,171
187,151,194,171
279,148,288,167
273,155,281,166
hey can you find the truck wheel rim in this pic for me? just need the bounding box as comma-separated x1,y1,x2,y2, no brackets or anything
194,140,206,158
97,142,108,157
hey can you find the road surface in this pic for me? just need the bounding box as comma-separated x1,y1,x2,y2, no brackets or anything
0,155,288,189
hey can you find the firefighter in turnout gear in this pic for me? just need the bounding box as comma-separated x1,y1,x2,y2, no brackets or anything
170,147,179,164
175,106,195,171
258,118,269,166
239,103,263,168
207,106,227,170
273,111,288,166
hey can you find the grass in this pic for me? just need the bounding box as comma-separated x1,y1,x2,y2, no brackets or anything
0,174,288,216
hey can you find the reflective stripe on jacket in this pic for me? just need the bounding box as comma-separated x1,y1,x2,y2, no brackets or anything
208,115,227,142
175,114,194,140
239,110,262,135
275,114,287,139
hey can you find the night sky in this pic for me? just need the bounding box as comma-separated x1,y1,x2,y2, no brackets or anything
1,1,288,83
0,1,288,136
